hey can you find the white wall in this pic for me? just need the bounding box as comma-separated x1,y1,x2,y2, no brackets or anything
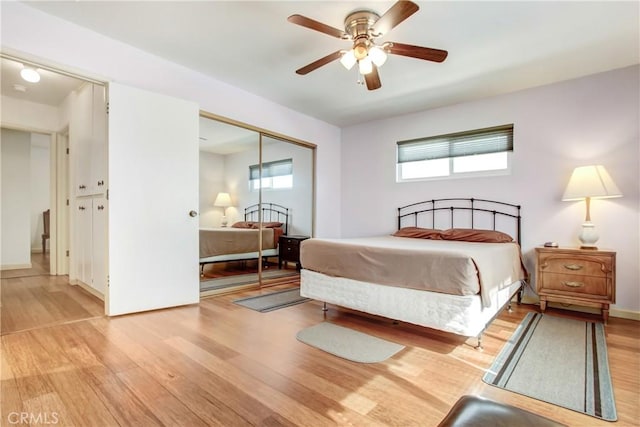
199,151,226,227
0,96,59,133
341,65,640,313
29,133,50,251
1,128,32,268
261,140,314,237
224,145,262,225
1,2,342,238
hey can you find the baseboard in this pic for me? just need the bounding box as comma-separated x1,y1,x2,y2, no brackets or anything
200,282,259,299
76,280,105,301
610,308,640,321
516,295,639,321
1,263,32,271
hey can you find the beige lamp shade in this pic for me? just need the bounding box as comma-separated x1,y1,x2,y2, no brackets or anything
562,165,622,249
214,192,232,227
214,192,232,207
562,165,622,201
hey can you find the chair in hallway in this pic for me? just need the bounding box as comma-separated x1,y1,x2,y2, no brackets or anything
42,209,50,254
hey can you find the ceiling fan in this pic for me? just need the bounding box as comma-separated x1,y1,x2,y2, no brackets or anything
287,0,448,91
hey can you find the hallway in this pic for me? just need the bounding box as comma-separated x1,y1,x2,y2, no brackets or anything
0,253,103,335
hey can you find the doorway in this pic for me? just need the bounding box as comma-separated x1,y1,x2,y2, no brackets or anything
0,55,105,334
0,129,51,278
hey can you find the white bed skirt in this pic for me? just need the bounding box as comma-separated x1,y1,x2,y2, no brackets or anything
199,248,278,264
300,269,523,337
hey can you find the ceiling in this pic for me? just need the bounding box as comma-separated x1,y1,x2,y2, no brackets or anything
199,116,259,154
1,56,85,106
13,1,640,127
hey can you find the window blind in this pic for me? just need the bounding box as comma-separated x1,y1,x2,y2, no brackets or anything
249,158,293,180
397,125,514,163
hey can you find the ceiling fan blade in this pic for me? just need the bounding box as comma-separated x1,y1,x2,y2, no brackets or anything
387,42,448,62
364,65,382,91
372,1,419,36
287,14,347,39
295,51,343,75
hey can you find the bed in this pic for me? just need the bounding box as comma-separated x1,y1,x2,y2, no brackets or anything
300,198,528,348
199,203,289,275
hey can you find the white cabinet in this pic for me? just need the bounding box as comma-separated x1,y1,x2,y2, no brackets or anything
70,81,108,300
91,197,108,295
75,196,107,296
91,84,108,194
76,199,92,285
71,83,107,196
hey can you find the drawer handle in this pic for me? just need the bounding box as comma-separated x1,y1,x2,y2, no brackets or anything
562,281,584,288
563,264,583,271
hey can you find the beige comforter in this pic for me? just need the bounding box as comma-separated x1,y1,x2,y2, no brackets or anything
199,227,276,258
300,236,526,308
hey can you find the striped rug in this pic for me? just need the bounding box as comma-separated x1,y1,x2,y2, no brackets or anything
483,312,616,421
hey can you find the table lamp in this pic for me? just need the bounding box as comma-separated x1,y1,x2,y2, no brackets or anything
214,192,232,227
562,165,622,249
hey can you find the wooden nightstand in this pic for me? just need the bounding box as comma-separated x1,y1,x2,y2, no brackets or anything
535,247,616,323
278,235,309,270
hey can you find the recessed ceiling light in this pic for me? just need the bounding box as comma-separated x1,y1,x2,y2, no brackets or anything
20,67,41,83
13,84,27,92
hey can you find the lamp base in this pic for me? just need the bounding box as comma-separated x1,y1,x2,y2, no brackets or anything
578,221,599,249
221,215,228,228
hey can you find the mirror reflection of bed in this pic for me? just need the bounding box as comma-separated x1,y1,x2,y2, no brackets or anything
198,115,314,295
199,203,296,291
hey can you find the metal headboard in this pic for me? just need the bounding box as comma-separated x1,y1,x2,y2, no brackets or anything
397,198,522,244
244,203,289,235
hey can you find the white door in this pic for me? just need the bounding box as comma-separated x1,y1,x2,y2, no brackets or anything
107,83,199,316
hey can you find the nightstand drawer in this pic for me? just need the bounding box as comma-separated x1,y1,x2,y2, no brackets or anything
538,255,612,277
538,272,608,297
281,245,300,260
281,238,302,247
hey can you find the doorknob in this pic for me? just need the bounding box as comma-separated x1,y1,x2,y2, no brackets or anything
189,210,198,217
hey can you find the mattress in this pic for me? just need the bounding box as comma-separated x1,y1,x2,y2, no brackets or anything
199,227,276,258
300,236,526,308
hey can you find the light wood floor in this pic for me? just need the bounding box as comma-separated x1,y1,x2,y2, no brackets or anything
0,252,50,279
1,253,104,335
1,279,638,426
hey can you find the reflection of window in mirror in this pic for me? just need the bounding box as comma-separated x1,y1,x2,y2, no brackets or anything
249,158,293,191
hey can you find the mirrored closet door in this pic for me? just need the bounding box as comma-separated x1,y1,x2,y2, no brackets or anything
198,114,315,295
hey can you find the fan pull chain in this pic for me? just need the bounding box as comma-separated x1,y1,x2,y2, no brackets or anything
355,67,365,86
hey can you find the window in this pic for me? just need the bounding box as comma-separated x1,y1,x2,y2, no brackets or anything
396,124,513,181
250,158,293,190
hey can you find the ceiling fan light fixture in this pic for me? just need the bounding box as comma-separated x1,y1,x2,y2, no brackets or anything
340,49,357,70
20,67,41,83
358,57,373,75
353,41,369,60
369,45,387,67
288,1,448,90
